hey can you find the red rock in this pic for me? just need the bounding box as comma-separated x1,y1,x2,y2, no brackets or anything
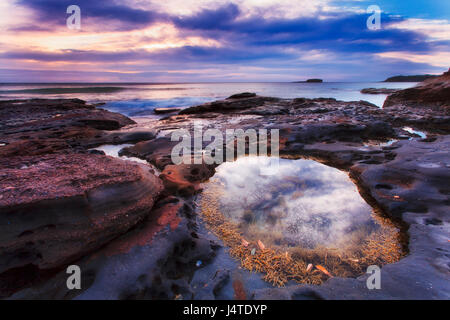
232,278,247,300
154,108,182,114
160,163,215,196
0,99,136,157
360,88,398,94
384,68,450,108
0,153,163,296
119,137,180,170
227,92,257,99
179,95,279,114
95,197,184,257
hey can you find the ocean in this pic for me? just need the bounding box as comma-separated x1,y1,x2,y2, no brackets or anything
0,82,416,117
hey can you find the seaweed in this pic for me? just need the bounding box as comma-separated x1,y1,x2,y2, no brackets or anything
199,185,405,287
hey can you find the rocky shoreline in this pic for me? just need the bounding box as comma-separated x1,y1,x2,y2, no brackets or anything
360,88,399,94
0,69,449,299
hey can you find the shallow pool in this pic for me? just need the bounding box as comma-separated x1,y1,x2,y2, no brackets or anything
90,144,149,165
198,157,404,285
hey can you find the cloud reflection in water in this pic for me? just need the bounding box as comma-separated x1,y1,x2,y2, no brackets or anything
206,157,379,249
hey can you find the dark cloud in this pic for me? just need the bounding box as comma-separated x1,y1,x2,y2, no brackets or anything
1,46,293,65
18,0,165,30
16,1,445,55
8,1,449,81
172,3,240,30
172,6,435,54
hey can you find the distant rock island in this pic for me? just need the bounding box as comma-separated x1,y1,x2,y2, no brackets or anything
293,79,323,83
384,74,438,82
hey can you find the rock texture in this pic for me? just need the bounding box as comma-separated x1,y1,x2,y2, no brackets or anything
0,154,163,295
179,95,280,115
9,196,219,300
160,163,216,197
2,85,450,300
0,99,155,157
384,74,438,82
0,99,163,298
384,68,450,108
154,108,182,114
361,88,398,94
119,137,180,170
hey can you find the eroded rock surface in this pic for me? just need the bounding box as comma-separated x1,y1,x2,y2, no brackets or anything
0,99,155,157
2,84,449,300
384,68,450,108
0,99,163,298
361,88,398,94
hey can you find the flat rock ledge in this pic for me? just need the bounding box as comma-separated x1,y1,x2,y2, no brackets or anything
384,68,450,108
361,88,398,94
2,70,450,299
0,99,163,298
0,153,163,297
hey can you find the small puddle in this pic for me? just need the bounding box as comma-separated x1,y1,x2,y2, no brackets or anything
93,144,133,157
402,127,427,139
362,139,398,149
198,157,405,286
90,144,149,165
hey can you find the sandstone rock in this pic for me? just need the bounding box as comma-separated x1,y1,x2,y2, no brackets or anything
0,153,163,297
384,68,450,108
384,74,438,82
0,99,133,134
154,108,182,114
361,88,398,94
179,96,280,115
0,99,142,157
3,93,450,300
119,137,180,170
8,197,218,300
160,163,216,196
227,92,257,99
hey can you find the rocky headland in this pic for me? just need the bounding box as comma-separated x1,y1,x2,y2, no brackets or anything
384,74,439,82
384,68,450,109
0,69,449,299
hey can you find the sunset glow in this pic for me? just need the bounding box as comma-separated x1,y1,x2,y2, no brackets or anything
0,0,449,82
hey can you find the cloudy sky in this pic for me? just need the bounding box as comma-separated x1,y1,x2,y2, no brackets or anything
0,0,449,82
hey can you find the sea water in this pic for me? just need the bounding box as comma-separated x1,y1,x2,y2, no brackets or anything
0,82,417,116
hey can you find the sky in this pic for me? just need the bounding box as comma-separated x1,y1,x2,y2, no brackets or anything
0,0,449,82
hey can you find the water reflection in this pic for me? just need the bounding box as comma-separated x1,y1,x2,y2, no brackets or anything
90,144,149,165
204,157,379,250
402,126,427,139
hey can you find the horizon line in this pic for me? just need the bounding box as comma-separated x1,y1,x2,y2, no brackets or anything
0,80,395,85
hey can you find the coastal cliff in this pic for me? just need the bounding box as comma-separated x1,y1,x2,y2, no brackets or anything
384,68,450,108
